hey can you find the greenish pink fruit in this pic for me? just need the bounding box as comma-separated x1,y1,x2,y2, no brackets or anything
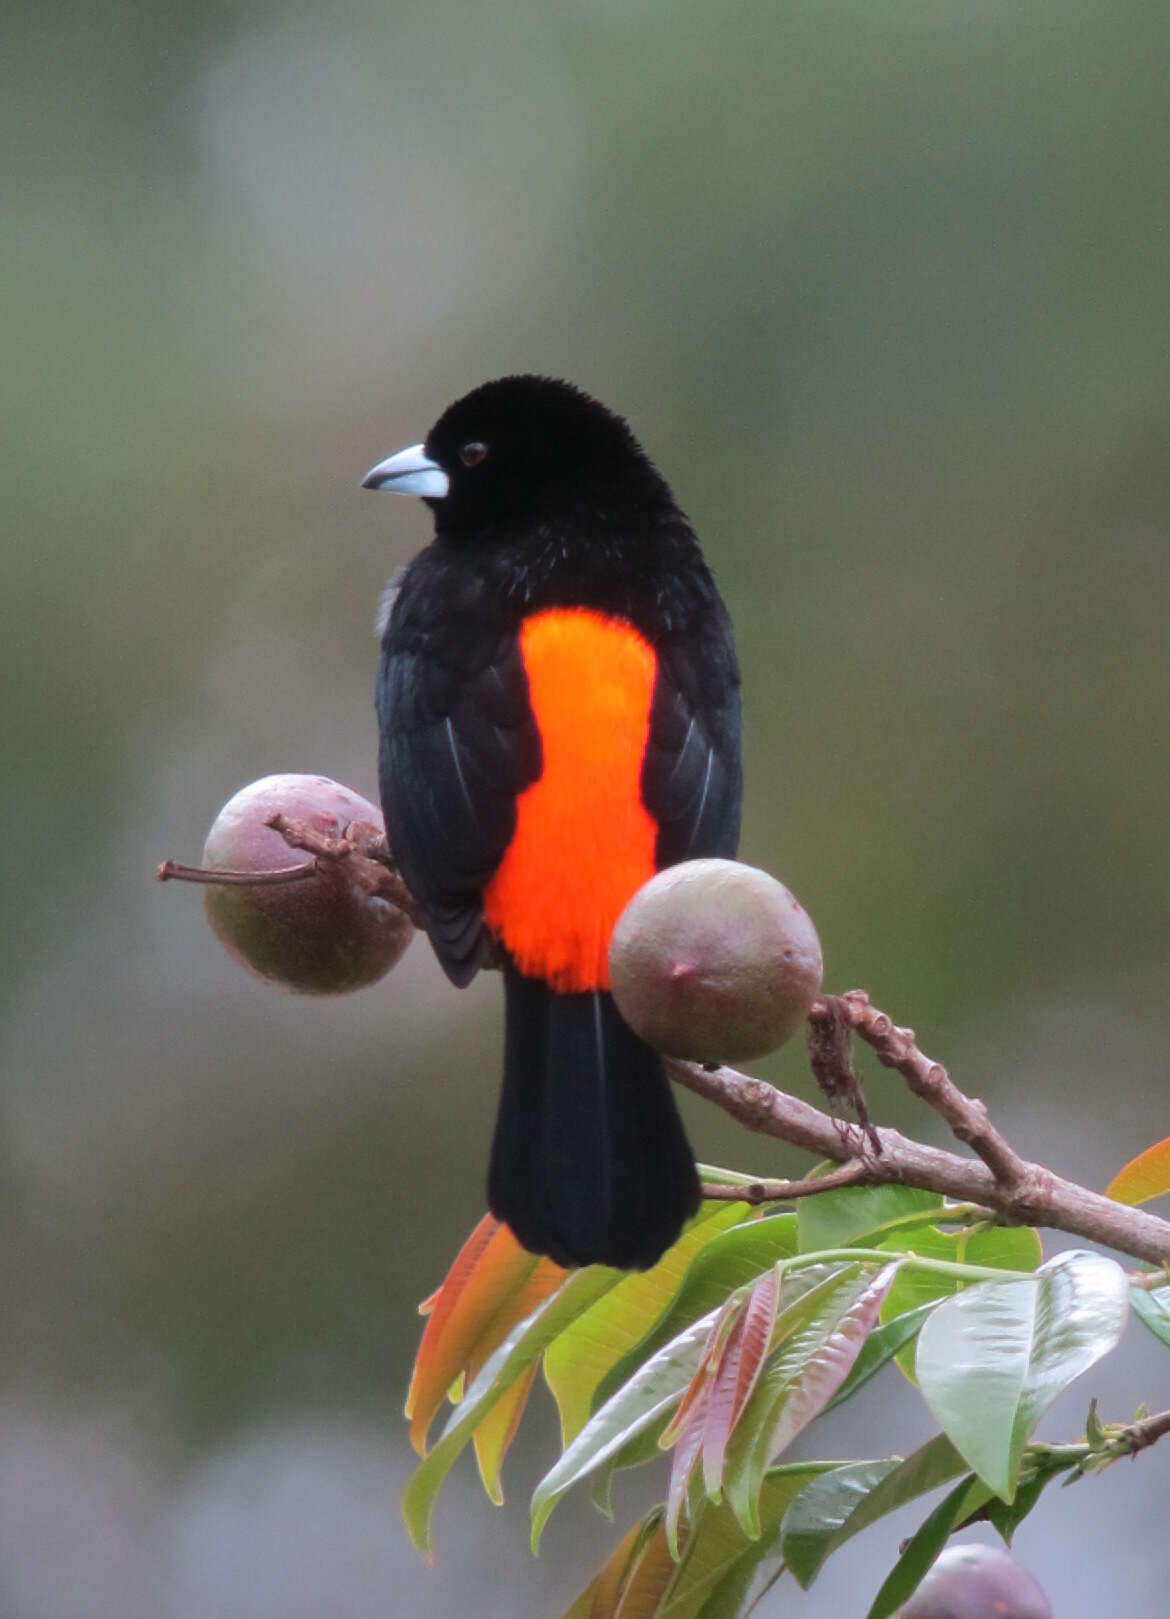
608,859,823,1064
202,774,413,995
900,1544,1052,1618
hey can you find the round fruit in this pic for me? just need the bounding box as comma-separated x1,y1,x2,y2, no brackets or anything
900,1544,1052,1618
201,774,413,994
608,859,823,1064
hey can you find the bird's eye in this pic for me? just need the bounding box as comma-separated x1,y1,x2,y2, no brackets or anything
459,441,488,467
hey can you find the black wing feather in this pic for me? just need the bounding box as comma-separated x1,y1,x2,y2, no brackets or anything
378,592,540,985
642,604,742,867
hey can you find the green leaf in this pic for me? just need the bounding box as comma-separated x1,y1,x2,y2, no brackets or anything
824,1300,937,1411
545,1202,750,1445
781,1433,966,1588
981,1458,1069,1545
865,1474,993,1619
531,1303,724,1549
1131,1281,1170,1349
723,1263,896,1538
779,1460,897,1589
915,1249,1129,1501
655,1464,834,1619
589,1417,669,1518
403,1264,622,1557
878,1223,1042,1382
594,1215,798,1412
797,1184,942,1252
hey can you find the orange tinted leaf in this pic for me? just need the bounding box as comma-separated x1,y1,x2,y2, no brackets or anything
468,1256,567,1500
614,1514,680,1619
565,1509,675,1619
473,1361,540,1504
407,1218,562,1454
414,1214,499,1328
1107,1136,1170,1207
407,1216,499,1419
702,1267,779,1499
563,1515,648,1619
467,1255,567,1380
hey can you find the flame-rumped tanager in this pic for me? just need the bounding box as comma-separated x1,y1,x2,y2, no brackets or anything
364,376,742,1269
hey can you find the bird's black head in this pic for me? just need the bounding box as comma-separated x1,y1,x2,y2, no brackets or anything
363,375,674,533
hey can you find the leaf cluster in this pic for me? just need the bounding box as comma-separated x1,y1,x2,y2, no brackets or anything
399,1157,1170,1616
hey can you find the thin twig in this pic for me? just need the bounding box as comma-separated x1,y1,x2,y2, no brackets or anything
1121,1407,1170,1456
700,1160,873,1205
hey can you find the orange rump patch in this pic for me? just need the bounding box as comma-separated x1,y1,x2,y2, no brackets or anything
483,608,658,992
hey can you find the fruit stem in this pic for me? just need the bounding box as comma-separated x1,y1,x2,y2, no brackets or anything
156,858,316,887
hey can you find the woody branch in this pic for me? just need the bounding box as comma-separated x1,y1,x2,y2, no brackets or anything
162,822,1170,1268
671,992,1170,1268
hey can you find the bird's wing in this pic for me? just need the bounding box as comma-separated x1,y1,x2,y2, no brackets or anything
641,616,743,867
377,628,541,985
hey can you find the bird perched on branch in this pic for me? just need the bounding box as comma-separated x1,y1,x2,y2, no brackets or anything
364,376,742,1268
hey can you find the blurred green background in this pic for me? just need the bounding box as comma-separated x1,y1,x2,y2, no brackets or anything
4,1,1170,1613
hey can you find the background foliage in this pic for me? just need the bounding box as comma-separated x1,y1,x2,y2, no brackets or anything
4,1,1170,1613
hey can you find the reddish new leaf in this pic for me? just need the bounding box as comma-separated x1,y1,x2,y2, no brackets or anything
702,1267,779,1500
1106,1136,1170,1207
661,1290,748,1450
665,1407,707,1556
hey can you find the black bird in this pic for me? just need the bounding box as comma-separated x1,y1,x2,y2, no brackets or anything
364,376,741,1268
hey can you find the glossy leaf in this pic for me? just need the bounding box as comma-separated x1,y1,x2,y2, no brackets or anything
797,1184,942,1252
781,1433,965,1588
1131,1280,1170,1349
590,1418,670,1519
916,1249,1129,1501
865,1474,993,1619
825,1300,937,1410
724,1264,896,1538
594,1215,798,1412
878,1222,1042,1382
1106,1136,1170,1206
546,1202,750,1445
532,1304,724,1549
404,1264,621,1557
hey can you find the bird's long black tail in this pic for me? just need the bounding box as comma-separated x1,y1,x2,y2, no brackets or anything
489,967,701,1269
